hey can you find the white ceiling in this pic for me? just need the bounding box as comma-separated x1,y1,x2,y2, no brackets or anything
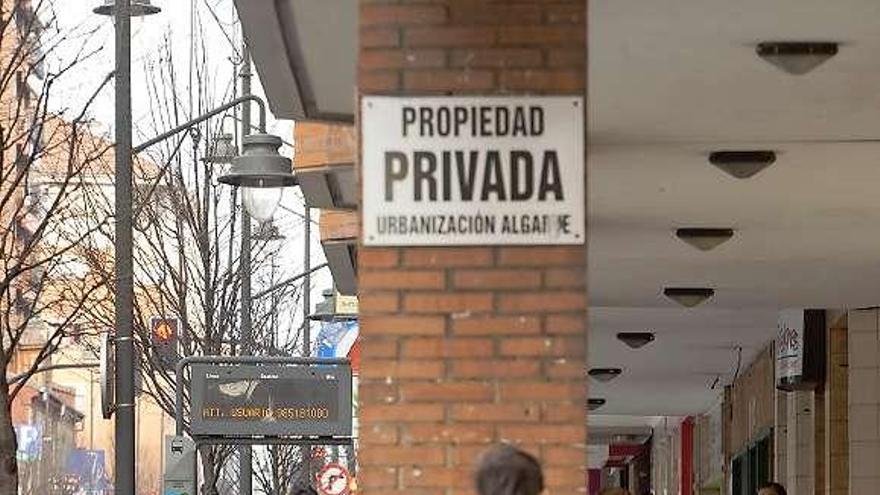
590,0,880,144
588,0,880,430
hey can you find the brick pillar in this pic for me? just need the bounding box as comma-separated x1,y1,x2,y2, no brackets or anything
357,2,587,495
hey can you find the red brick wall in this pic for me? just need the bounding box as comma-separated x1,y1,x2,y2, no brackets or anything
358,2,587,494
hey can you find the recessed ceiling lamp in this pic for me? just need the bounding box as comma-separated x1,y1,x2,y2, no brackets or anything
587,398,607,411
676,228,735,251
588,368,623,383
709,151,776,179
756,41,838,75
664,287,715,308
616,332,655,349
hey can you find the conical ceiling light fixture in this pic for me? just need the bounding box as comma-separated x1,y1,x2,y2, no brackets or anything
587,398,606,411
589,368,623,383
616,332,655,349
709,151,776,179
676,228,734,251
664,287,714,308
93,0,161,16
757,41,838,75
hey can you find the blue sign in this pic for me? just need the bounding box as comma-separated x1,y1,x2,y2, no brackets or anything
317,320,358,359
65,449,111,493
164,480,193,495
14,424,41,462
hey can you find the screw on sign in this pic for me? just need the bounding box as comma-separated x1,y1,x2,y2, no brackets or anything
317,463,351,495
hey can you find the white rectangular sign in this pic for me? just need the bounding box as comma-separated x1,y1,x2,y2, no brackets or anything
776,309,804,381
362,96,585,246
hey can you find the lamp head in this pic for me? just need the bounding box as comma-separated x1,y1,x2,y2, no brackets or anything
219,134,297,188
94,0,161,16
242,187,282,223
204,133,237,164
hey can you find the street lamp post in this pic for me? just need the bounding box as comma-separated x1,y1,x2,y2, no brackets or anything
95,5,295,493
92,0,161,493
137,115,293,494
216,44,297,491
238,44,254,495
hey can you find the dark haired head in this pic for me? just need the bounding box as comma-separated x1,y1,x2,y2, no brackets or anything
759,482,787,495
475,445,544,495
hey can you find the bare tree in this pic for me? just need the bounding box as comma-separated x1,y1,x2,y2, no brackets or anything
0,0,117,492
253,445,306,495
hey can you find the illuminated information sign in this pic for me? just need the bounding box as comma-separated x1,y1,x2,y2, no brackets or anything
190,363,352,437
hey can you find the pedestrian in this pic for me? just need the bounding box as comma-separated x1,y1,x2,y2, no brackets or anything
475,444,544,495
758,482,787,495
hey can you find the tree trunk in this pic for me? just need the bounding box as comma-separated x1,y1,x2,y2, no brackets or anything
0,382,19,495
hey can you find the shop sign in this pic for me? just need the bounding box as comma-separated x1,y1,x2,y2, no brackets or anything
361,96,585,246
776,309,826,391
335,294,358,315
776,309,804,381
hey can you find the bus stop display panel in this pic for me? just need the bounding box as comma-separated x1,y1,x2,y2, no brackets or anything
190,363,352,437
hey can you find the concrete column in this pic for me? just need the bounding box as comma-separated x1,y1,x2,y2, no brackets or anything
357,2,587,494
776,312,849,495
783,390,815,494
846,310,880,493
774,388,788,485
814,389,826,494
651,420,684,495
824,318,848,495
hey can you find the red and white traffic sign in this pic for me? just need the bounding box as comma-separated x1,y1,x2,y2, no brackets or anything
316,463,351,495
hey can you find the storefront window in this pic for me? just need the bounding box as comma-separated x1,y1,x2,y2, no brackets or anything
731,432,772,495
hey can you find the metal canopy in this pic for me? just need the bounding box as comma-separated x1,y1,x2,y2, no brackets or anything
297,163,357,210
234,0,356,122
323,240,357,296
